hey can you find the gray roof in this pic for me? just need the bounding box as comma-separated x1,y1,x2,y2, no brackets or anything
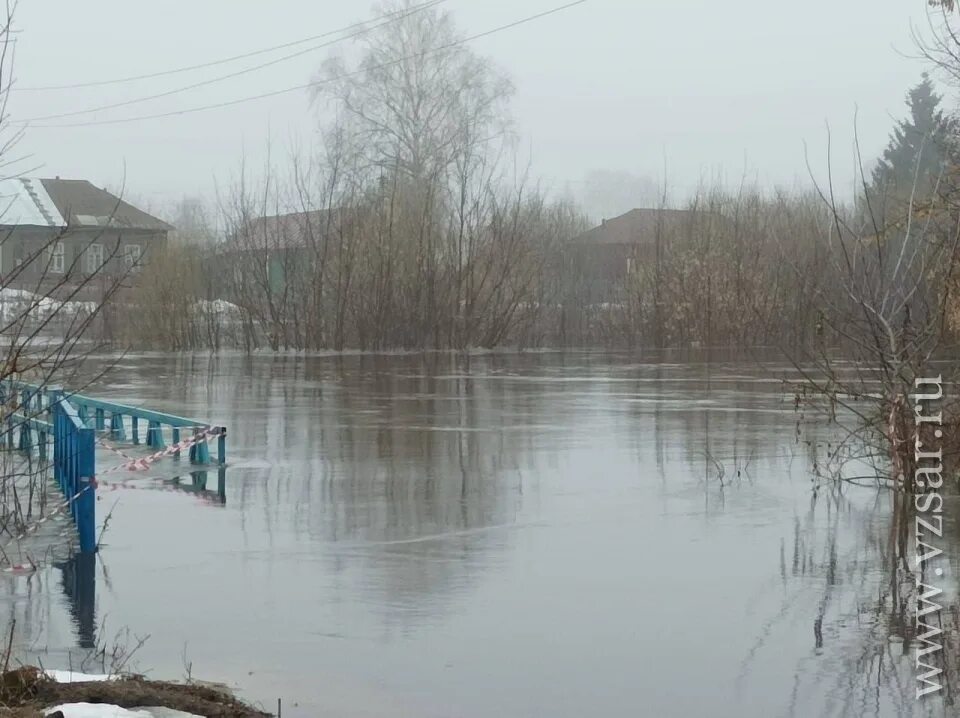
572,208,709,246
38,179,172,231
235,209,335,249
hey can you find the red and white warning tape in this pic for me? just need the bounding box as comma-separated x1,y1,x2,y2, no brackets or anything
1,562,36,575
96,478,224,506
0,481,94,572
0,426,225,573
96,435,136,463
97,466,223,492
98,426,223,476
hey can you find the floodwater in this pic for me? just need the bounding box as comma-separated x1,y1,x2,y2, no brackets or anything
1,351,957,718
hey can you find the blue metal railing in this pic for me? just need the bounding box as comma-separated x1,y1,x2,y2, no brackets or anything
1,378,227,555
5,380,226,465
52,397,96,553
67,394,226,465
0,381,227,465
8,410,53,462
0,383,96,552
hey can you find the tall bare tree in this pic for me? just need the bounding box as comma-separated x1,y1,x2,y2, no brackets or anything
310,0,514,185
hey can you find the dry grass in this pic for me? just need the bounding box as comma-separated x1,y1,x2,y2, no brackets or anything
0,667,271,717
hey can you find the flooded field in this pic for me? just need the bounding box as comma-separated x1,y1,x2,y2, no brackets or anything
0,351,955,718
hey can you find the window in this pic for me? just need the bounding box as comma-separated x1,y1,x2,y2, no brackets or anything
123,244,142,270
49,241,65,274
85,243,104,274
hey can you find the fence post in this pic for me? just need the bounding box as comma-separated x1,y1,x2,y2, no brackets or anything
189,425,210,464
109,412,125,441
18,419,30,453
70,431,78,520
50,390,63,501
53,402,62,488
147,420,165,449
76,425,96,553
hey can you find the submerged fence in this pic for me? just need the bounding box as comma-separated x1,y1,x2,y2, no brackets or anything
52,397,96,552
2,379,226,554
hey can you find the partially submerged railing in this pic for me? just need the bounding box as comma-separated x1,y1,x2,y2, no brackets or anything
69,394,226,465
0,390,96,553
6,407,52,461
6,381,227,465
52,397,96,553
1,379,227,554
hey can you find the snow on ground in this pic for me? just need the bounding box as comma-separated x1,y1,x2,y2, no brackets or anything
0,291,239,324
192,299,241,317
45,704,202,718
43,673,203,717
44,669,116,683
0,288,94,322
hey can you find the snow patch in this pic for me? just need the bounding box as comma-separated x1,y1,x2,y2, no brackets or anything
43,673,204,717
44,669,116,683
45,705,149,718
0,288,95,322
192,299,241,316
45,703,203,718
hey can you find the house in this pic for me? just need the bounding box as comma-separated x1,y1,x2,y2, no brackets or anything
0,177,172,291
215,209,338,300
566,208,711,301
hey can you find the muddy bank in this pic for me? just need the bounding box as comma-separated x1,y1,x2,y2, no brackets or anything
0,667,271,717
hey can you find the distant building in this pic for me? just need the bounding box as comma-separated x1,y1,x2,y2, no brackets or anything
566,208,707,301
0,177,172,291
216,209,337,299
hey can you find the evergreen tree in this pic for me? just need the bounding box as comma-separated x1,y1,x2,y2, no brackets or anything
870,74,954,207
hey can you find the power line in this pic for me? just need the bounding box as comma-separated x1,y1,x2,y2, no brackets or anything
16,0,447,123
13,0,444,92
27,0,589,130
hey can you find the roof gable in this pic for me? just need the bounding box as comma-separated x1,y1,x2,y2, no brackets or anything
573,208,709,246
0,178,66,228
237,209,336,249
39,179,172,231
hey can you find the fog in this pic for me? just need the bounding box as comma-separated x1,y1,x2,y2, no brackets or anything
10,0,925,214
2,4,960,717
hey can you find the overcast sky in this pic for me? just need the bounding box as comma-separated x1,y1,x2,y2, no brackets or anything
8,0,932,217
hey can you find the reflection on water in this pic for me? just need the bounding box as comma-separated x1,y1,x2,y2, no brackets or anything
55,553,95,650
0,351,955,717
169,468,227,505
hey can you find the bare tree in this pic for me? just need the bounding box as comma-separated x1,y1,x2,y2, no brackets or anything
0,3,150,553
784,128,960,490
310,0,513,185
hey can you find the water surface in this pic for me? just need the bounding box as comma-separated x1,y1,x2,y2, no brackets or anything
2,351,956,718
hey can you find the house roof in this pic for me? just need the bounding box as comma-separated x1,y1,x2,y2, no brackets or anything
0,178,66,227
234,209,334,249
572,208,705,246
0,177,172,231
38,178,173,231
